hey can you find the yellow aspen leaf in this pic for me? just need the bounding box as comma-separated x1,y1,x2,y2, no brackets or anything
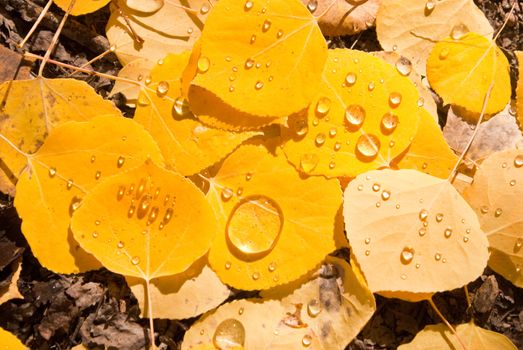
191,0,327,117
14,116,163,274
0,327,25,349
0,78,121,195
393,109,457,179
126,0,165,13
207,144,341,290
126,256,230,319
427,32,511,117
443,105,522,165
134,53,259,176
70,160,217,279
53,0,111,15
282,49,421,177
376,0,493,76
464,149,523,288
398,322,517,350
106,0,211,64
344,169,489,297
261,257,376,349
302,0,379,36
516,51,523,128
0,260,22,304
109,58,155,107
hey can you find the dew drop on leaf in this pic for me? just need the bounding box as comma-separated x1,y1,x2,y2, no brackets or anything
307,298,322,317
131,256,140,265
197,57,210,73
434,252,442,261
435,213,444,222
244,0,253,10
514,155,523,167
156,81,169,96
494,208,503,217
300,153,319,173
419,209,428,221
48,167,57,178
254,81,264,90
381,112,399,133
302,334,312,347
315,133,326,146
173,97,190,116
221,187,234,201
213,318,246,349
450,23,469,40
307,0,317,12
425,0,435,13
418,228,426,236
356,134,380,158
444,227,452,238
117,156,125,168
345,104,366,128
262,19,271,32
388,92,402,108
315,97,331,116
381,190,391,201
372,184,380,192
345,72,357,86
66,179,73,190
395,57,412,76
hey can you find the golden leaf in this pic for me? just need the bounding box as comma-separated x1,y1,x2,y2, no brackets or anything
464,149,523,288
134,52,259,175
516,51,523,129
207,143,341,290
398,322,517,350
0,327,24,349
376,0,493,75
344,169,489,297
70,160,217,279
191,0,327,117
282,49,421,177
53,0,111,15
109,58,155,107
427,32,511,116
0,78,121,195
14,116,163,274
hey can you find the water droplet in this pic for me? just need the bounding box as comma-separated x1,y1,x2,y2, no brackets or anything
510,179,516,186
367,81,375,91
302,335,312,347
418,228,426,236
356,134,380,158
381,112,399,133
435,213,444,222
444,227,452,238
315,97,331,116
262,19,271,32
116,156,125,168
463,236,469,243
95,171,101,180
225,261,231,270
221,187,233,201
328,128,337,137
365,249,371,256
227,196,283,258
357,184,364,191
245,173,253,181
389,92,402,108
162,207,173,226
156,81,169,96
131,256,140,265
200,3,210,13
148,207,159,224
244,58,254,69
381,190,391,201
128,200,136,217
419,209,428,221
70,196,81,213
92,231,99,238
514,155,523,167
451,23,469,40
502,162,508,168
345,72,357,85
277,29,284,38
425,0,435,12
328,161,336,169
315,133,326,146
307,299,321,317
252,272,260,280
268,262,276,272
250,34,256,44
395,57,412,76
300,154,319,173
255,81,264,90
495,208,503,217
173,97,190,116
434,252,442,261
66,179,73,190
48,167,57,177
229,85,235,92
244,0,253,10
307,0,317,12
392,44,398,51
364,237,371,244
480,206,489,214
515,239,523,252
197,57,210,73
334,142,341,151
370,184,380,192
415,263,421,269
117,241,125,249
345,104,365,128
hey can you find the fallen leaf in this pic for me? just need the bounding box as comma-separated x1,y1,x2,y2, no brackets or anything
262,257,376,349
426,32,511,116
443,105,523,165
14,116,163,273
126,255,230,319
302,0,380,36
106,0,211,64
53,0,111,15
282,49,421,177
0,77,121,195
344,169,489,297
0,327,25,349
398,322,517,350
109,58,155,107
0,260,22,304
464,149,523,288
393,108,458,179
71,159,217,279
191,0,327,117
207,143,341,290
134,52,259,175
125,0,165,13
376,0,493,75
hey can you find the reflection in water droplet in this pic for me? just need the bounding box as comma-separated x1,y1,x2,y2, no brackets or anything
173,97,190,116
364,237,371,244
307,299,321,317
250,34,256,44
372,184,380,192
92,231,99,238
395,57,412,76
244,58,254,69
49,167,57,177
268,262,276,272
356,134,380,158
213,319,246,349
389,92,402,108
328,161,335,169
463,236,469,243
300,154,319,173
90,155,96,163
345,72,357,86
368,81,375,91
197,57,210,73
95,171,101,180
117,241,125,249
451,23,469,40
315,97,331,116
417,98,425,107
365,250,370,256
277,30,283,38
131,256,140,265
156,81,169,96
200,3,210,13
510,179,516,186
226,196,283,258
345,104,365,128
245,173,253,181
381,112,399,133
148,207,159,224
315,133,326,146
334,142,341,151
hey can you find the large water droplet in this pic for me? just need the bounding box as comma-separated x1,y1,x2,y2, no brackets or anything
381,112,399,133
315,133,326,146
345,72,357,86
419,209,428,221
514,155,523,167
315,97,331,116
197,57,210,73
307,299,321,317
307,0,317,12
200,3,210,14
226,196,283,258
300,153,319,173
156,81,169,96
345,104,365,129
395,57,412,76
356,134,380,158
302,335,312,347
451,23,469,40
173,97,190,116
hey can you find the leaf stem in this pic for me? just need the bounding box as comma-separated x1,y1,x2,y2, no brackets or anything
18,0,53,48
145,278,156,350
428,298,468,350
68,46,116,77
